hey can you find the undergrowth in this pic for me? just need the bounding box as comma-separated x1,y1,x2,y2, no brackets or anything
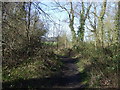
72,42,119,88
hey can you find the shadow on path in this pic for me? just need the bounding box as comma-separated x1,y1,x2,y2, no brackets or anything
3,56,88,88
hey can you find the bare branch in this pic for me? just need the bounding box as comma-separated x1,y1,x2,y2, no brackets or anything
84,3,92,20
91,12,99,18
86,25,94,32
54,1,71,19
100,0,107,19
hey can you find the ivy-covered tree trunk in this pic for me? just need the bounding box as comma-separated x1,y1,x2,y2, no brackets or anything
97,0,107,47
27,2,31,43
55,2,77,46
69,18,76,44
77,2,91,42
117,1,120,43
78,17,85,41
115,1,120,43
78,2,85,42
69,2,76,45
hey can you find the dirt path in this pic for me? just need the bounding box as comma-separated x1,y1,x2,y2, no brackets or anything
52,56,85,88
3,56,87,88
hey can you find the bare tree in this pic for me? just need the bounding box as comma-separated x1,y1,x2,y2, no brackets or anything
88,0,107,47
54,2,76,45
87,3,98,47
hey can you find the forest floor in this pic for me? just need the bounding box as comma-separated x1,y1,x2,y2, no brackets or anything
3,55,88,88
52,55,88,88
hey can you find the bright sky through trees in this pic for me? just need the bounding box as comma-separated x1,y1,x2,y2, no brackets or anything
30,1,117,41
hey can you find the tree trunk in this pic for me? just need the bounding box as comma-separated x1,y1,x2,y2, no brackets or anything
97,0,107,47
26,2,31,56
114,1,120,45
78,2,91,42
69,20,76,44
118,1,120,43
69,2,76,45
27,2,31,43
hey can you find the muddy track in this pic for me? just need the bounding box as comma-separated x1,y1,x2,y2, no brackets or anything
52,56,85,88
3,56,87,88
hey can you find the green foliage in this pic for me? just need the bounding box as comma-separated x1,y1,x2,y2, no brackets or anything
2,2,120,88
3,49,62,82
74,42,119,88
2,2,63,84
2,2,47,67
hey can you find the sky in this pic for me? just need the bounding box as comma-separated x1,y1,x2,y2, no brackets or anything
38,1,73,39
39,1,96,41
33,1,117,41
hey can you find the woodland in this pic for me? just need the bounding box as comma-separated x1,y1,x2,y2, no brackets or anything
2,0,120,88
